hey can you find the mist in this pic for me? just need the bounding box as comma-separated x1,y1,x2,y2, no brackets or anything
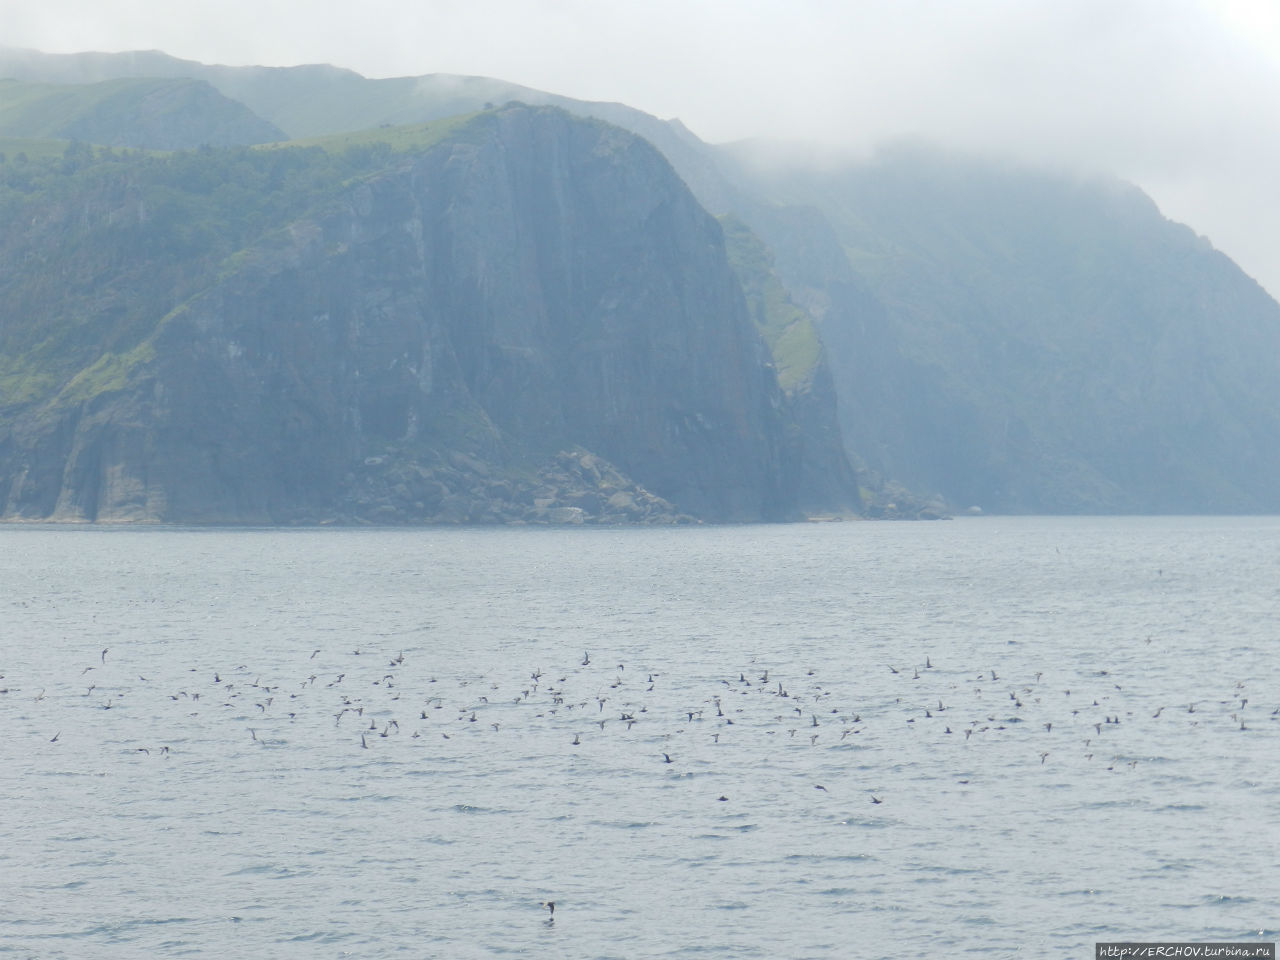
8,0,1280,295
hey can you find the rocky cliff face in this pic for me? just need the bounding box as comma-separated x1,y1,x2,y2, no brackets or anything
0,106,814,523
19,46,1277,516
720,144,1280,514
719,215,863,516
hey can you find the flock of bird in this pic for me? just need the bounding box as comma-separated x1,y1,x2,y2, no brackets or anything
11,631,1275,803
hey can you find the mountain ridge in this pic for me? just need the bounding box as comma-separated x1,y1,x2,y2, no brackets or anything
0,104,839,523
3,46,1279,516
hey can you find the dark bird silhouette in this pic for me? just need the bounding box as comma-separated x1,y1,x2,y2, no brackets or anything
870,795,883,804
541,901,555,918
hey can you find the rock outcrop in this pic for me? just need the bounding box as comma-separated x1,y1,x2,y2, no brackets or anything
0,106,824,523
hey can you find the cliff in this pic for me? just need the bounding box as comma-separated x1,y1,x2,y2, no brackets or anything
719,215,863,516
10,45,1280,516
708,142,1280,514
0,106,820,523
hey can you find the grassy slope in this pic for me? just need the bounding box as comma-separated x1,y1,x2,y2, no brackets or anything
0,113,502,417
0,77,183,138
263,112,477,154
719,215,820,392
0,75,286,150
0,145,332,413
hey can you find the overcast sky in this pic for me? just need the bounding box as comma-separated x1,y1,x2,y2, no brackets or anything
8,0,1280,296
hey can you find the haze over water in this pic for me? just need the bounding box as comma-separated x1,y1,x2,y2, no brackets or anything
2,517,1277,958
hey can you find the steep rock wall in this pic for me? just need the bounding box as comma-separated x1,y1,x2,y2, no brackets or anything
0,106,805,522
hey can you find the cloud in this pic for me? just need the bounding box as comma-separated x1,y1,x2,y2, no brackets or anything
6,0,1280,294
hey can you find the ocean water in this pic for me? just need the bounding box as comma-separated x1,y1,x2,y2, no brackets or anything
0,516,1277,959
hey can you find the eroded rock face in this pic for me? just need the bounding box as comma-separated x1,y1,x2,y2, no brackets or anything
726,147,1280,515
0,106,813,523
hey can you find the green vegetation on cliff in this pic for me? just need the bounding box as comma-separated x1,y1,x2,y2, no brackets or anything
0,139,384,414
266,112,476,155
720,214,820,392
725,142,1280,513
9,44,1280,516
0,106,817,523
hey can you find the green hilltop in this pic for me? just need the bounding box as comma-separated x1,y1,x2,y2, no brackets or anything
0,75,285,149
263,112,478,155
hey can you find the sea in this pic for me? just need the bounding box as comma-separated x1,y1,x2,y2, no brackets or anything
1,516,1277,959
